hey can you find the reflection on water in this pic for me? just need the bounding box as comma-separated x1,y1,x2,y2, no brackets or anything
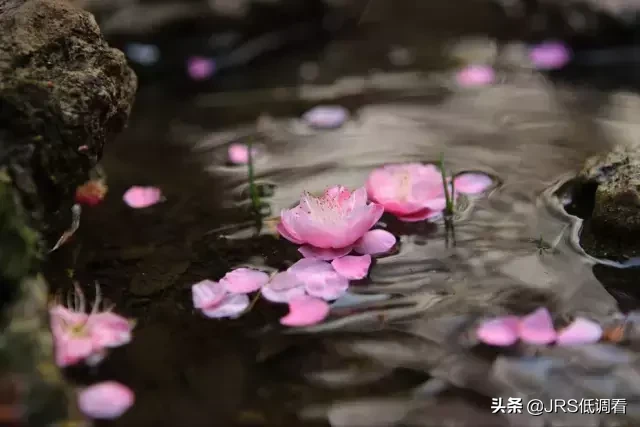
44,19,640,427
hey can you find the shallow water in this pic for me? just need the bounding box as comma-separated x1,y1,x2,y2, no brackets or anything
45,13,640,427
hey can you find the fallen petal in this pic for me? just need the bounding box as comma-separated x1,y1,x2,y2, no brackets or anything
191,280,226,309
220,268,270,294
556,318,603,346
455,65,495,87
476,316,520,346
201,293,250,318
453,172,493,195
123,186,163,208
77,381,134,419
289,258,335,277
529,41,571,70
228,143,258,165
261,272,306,303
302,105,348,129
519,307,557,345
353,230,396,255
331,255,372,280
298,245,353,261
187,56,216,80
304,272,349,301
280,296,330,326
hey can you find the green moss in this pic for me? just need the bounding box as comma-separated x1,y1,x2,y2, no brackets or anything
0,181,39,285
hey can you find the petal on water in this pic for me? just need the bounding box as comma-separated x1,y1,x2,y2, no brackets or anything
302,105,348,129
304,273,349,301
123,186,163,208
299,245,353,261
78,381,134,420
220,268,270,294
556,318,603,346
331,255,372,280
280,296,330,326
455,65,495,87
453,172,493,195
201,294,250,319
476,316,520,346
261,272,306,303
519,307,557,345
228,143,258,165
353,230,396,255
191,280,226,309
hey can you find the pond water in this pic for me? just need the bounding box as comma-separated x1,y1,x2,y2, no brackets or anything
45,7,640,427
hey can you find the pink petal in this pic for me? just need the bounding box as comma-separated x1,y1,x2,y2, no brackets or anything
476,316,520,346
220,268,270,294
276,221,305,245
280,296,330,326
288,258,335,277
261,272,306,303
304,273,349,301
228,143,258,165
89,312,133,348
455,65,495,87
331,255,372,280
78,381,134,420
122,186,163,209
298,245,353,261
353,230,396,255
556,318,603,346
302,105,348,129
191,280,226,309
518,307,557,345
54,336,94,367
201,293,250,318
529,42,571,70
396,208,438,222
187,56,216,80
453,173,493,195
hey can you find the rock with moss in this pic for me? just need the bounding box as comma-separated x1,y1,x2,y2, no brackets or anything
576,145,640,260
0,0,136,424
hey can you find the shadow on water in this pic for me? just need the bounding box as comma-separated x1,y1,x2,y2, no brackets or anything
43,5,640,427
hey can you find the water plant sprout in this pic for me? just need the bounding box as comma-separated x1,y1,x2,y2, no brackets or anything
246,138,261,215
439,152,455,216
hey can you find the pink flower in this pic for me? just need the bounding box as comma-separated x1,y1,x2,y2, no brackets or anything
476,307,602,347
366,163,493,222
529,41,571,70
228,143,259,165
277,186,396,260
50,284,134,367
123,186,163,208
77,381,134,419
455,65,495,87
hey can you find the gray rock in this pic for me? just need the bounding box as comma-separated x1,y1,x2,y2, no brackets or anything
577,145,640,260
0,0,136,424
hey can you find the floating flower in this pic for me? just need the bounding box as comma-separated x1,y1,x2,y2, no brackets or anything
187,56,216,81
191,279,250,319
228,143,259,165
302,105,348,129
50,284,134,367
123,186,163,208
77,381,134,419
476,307,602,347
75,179,108,206
278,186,396,260
455,64,495,87
529,41,571,70
366,163,492,222
280,296,330,327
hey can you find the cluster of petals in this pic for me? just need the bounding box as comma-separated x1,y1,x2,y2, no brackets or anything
192,255,372,327
366,163,492,222
277,185,397,261
476,307,603,347
50,284,134,367
78,381,135,420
